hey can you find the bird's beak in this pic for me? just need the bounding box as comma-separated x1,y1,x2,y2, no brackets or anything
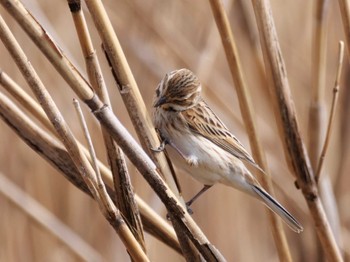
154,96,167,107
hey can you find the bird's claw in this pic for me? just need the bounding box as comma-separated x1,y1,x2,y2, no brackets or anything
186,205,194,215
151,139,168,152
151,146,165,152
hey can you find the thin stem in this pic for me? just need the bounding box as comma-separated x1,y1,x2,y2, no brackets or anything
0,15,148,261
309,0,329,169
82,0,184,207
67,0,146,251
0,172,103,262
0,2,225,259
0,1,94,101
208,0,292,260
0,89,182,254
73,98,102,190
250,0,343,261
0,71,180,252
315,42,344,182
73,98,150,261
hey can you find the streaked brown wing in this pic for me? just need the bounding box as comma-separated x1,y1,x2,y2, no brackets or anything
181,101,258,167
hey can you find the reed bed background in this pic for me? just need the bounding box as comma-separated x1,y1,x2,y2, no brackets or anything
0,0,349,261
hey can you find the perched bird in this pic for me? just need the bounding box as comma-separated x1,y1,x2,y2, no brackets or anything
152,68,303,233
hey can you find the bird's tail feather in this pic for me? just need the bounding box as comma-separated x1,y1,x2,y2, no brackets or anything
253,185,303,233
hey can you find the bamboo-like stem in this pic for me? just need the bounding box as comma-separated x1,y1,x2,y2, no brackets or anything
1,2,94,101
334,66,350,200
316,42,344,182
309,0,329,169
0,16,149,262
103,42,200,257
250,0,343,261
93,105,225,261
0,2,225,259
131,0,242,125
0,88,182,254
312,0,329,104
67,0,146,252
169,213,204,262
76,0,209,257
73,98,149,261
0,84,223,260
0,70,180,253
0,14,97,199
237,0,268,95
0,1,180,250
308,1,339,259
208,0,292,260
82,0,184,206
0,172,103,262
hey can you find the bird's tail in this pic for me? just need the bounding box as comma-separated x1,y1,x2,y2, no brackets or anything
252,185,303,233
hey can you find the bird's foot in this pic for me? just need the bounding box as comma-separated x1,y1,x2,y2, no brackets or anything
151,139,168,152
186,204,194,215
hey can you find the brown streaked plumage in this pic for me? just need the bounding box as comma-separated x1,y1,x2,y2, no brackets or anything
152,68,303,233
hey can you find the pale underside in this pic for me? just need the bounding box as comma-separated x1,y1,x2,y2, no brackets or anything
153,100,259,195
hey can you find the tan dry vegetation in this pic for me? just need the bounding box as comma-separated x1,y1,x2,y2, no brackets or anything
0,0,349,261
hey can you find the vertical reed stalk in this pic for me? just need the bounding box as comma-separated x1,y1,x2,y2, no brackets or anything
83,0,184,207
67,0,146,252
208,1,292,260
251,0,343,261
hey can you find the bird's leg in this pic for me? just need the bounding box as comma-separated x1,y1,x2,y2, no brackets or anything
152,138,198,165
186,185,212,213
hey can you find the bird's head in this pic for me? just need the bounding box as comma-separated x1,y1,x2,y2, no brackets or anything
153,68,202,111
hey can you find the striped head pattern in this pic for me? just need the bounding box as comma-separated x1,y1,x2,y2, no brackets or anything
153,68,202,111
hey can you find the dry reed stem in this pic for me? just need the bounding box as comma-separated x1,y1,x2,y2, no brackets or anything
208,1,292,260
0,15,97,198
312,0,329,104
123,23,309,206
93,106,225,261
309,0,329,169
0,86,223,260
0,172,103,262
82,0,184,207
0,1,94,101
169,213,204,262
309,1,343,258
102,47,200,258
0,70,180,253
0,16,149,262
251,0,343,261
131,0,242,125
0,70,49,130
334,69,350,198
1,3,225,259
0,98,148,262
81,1,220,258
67,0,146,251
73,99,149,260
0,0,101,108
316,42,344,182
0,88,182,254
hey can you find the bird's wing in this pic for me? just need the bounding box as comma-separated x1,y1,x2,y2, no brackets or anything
181,101,261,170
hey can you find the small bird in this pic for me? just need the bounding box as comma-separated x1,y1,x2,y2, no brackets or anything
152,68,303,233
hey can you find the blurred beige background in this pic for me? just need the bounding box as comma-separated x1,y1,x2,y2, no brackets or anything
0,0,348,261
